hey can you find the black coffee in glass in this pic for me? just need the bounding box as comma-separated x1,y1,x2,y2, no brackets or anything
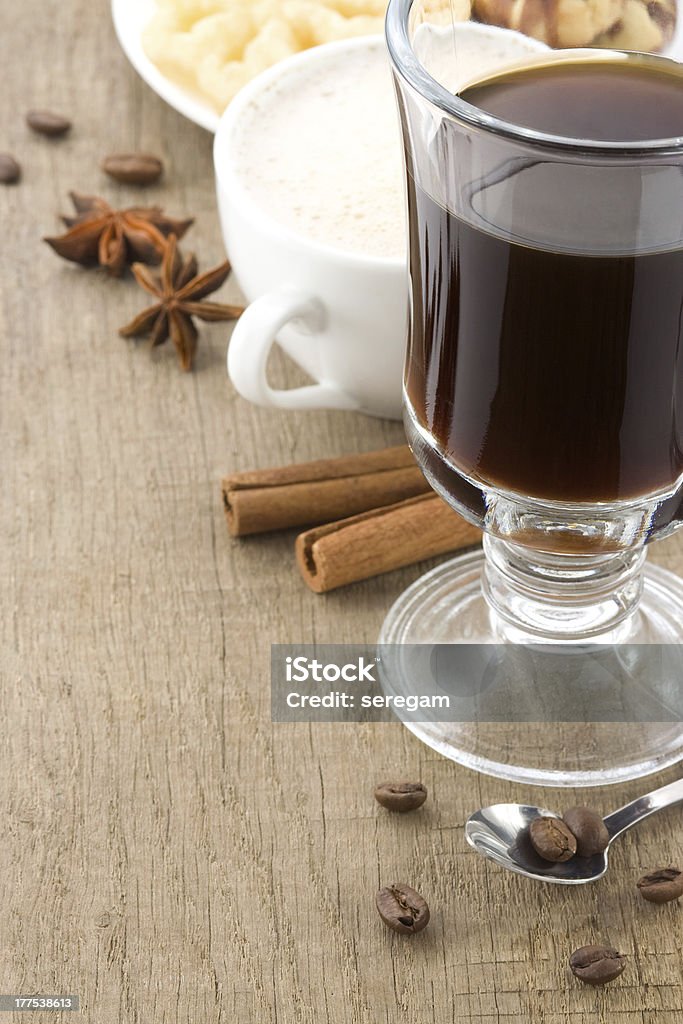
405,58,683,504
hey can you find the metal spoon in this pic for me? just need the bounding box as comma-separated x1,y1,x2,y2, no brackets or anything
465,777,683,884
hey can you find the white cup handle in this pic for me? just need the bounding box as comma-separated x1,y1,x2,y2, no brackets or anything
227,288,360,411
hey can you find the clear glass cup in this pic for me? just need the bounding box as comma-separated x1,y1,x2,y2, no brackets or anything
382,0,683,785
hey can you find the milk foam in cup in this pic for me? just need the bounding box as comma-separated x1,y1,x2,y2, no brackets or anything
231,39,404,259
216,26,549,418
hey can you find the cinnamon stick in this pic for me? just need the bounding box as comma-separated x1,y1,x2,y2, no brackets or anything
222,445,430,536
296,493,482,593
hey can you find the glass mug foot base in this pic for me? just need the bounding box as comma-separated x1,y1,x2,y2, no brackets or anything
378,550,683,786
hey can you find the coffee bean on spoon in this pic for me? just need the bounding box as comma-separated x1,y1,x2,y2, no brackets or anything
26,110,71,136
569,945,627,986
562,806,609,857
374,781,427,812
376,883,430,934
101,152,163,185
637,867,683,903
528,815,577,862
0,154,21,184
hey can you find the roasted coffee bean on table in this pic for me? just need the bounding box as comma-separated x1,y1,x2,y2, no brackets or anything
569,945,627,986
529,815,577,862
0,154,21,184
374,781,427,812
637,867,683,903
562,806,609,857
375,883,430,934
26,109,72,136
101,152,163,185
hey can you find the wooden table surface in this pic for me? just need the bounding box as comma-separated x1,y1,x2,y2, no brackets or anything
3,1,683,1021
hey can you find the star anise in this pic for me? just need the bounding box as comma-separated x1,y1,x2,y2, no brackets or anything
119,234,244,371
44,191,194,277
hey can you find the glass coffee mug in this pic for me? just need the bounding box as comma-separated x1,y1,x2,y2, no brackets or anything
382,0,683,785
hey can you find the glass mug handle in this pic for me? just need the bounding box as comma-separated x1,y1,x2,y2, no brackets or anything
227,288,359,411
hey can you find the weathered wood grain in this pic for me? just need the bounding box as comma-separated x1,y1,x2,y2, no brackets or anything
1,1,683,1021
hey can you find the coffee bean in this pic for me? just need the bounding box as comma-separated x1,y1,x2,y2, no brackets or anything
26,110,71,137
374,781,427,813
0,154,21,184
569,945,626,986
375,883,430,934
562,806,609,857
637,867,683,904
529,815,577,862
101,152,163,185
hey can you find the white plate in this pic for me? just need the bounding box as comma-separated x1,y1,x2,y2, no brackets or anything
112,0,220,132
113,0,683,134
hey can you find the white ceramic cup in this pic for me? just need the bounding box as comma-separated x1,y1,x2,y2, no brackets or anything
214,38,407,421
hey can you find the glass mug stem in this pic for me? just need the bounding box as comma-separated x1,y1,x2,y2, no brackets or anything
482,535,646,643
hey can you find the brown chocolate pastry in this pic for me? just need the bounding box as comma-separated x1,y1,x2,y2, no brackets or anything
473,0,624,47
594,0,676,52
